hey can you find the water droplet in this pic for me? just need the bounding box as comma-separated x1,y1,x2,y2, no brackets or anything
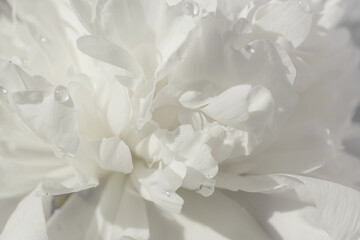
244,45,255,54
0,86,9,103
54,146,65,158
207,173,214,179
298,0,311,13
182,1,199,16
54,85,70,103
165,191,171,197
196,182,215,197
54,146,73,159
40,36,47,43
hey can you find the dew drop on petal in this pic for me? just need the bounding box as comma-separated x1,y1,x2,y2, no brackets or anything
54,146,66,158
165,191,171,197
196,182,215,197
54,85,70,103
54,146,73,159
0,86,9,103
298,0,311,13
207,173,214,179
40,36,48,43
244,45,255,54
182,0,199,16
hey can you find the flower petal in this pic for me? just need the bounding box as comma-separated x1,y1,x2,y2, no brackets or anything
274,175,360,240
227,189,332,240
0,188,48,240
10,87,79,155
132,161,186,213
85,137,133,174
77,36,142,89
215,172,281,192
146,190,271,240
254,0,312,47
49,175,150,240
201,85,251,126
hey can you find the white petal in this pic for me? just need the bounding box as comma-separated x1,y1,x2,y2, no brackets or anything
318,0,346,29
0,188,48,240
227,189,331,240
85,137,133,174
86,175,149,240
201,85,251,125
155,15,196,80
10,86,79,155
106,81,131,136
77,36,142,89
0,197,22,232
133,161,186,213
232,40,297,124
215,172,282,192
72,0,151,50
178,80,218,109
274,175,360,239
165,0,182,7
171,125,218,178
0,155,39,197
147,190,271,240
0,106,96,197
344,123,360,158
254,0,312,47
48,189,102,240
309,151,360,191
228,121,335,175
49,175,150,240
0,60,50,92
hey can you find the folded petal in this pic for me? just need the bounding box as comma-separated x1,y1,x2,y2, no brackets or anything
274,175,360,240
132,161,186,213
85,137,133,174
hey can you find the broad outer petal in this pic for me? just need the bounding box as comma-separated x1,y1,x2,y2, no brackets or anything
0,187,48,240
146,189,271,240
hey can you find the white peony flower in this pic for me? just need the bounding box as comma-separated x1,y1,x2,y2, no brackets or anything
0,0,360,239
